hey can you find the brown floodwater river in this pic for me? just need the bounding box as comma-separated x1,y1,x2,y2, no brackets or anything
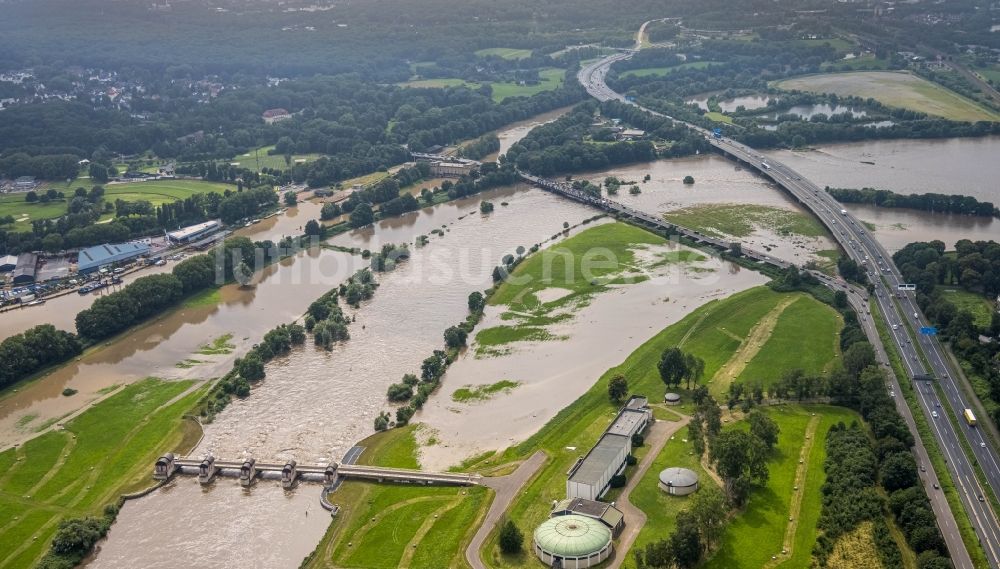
766,136,1000,250
6,123,995,567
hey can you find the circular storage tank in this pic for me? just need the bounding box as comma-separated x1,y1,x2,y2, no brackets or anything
533,514,613,568
664,392,681,405
658,467,699,495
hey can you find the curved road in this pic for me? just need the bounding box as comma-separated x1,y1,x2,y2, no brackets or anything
578,44,1000,568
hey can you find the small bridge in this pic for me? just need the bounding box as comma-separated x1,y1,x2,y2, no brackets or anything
153,453,481,490
518,171,791,271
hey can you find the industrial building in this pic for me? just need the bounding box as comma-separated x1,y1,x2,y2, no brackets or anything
533,515,613,569
0,254,16,272
566,396,651,501
551,498,625,536
658,467,699,496
12,253,37,285
429,160,477,178
166,220,222,244
77,242,151,274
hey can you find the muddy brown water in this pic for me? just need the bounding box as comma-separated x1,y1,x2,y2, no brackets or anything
766,136,1000,250
15,126,998,567
88,184,601,569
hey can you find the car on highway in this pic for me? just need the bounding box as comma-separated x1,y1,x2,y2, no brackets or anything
932,411,939,418
983,442,988,448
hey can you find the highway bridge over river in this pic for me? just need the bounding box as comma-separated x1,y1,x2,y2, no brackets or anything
575,47,1000,568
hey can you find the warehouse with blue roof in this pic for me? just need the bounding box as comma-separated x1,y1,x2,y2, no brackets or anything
77,242,151,274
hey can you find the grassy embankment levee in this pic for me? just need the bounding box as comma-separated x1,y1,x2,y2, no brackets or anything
0,378,207,568
302,424,491,569
468,284,842,568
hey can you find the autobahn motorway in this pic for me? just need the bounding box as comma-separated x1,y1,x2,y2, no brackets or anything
579,50,1000,567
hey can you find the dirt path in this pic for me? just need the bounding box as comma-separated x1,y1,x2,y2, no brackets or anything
398,499,463,567
465,450,546,569
766,414,820,568
712,296,800,392
608,416,692,569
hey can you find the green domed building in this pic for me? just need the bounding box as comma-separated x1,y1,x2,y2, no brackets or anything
533,514,613,568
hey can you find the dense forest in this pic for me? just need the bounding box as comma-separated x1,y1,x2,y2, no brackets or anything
827,187,999,217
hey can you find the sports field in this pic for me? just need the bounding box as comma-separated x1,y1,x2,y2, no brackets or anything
0,194,68,231
103,179,233,206
230,145,323,171
775,71,1000,122
0,379,204,568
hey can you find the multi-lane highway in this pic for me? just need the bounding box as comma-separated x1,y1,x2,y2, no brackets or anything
578,49,1000,568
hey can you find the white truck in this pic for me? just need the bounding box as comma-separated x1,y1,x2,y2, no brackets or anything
840,209,847,215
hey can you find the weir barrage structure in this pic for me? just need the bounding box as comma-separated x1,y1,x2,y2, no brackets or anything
153,453,481,489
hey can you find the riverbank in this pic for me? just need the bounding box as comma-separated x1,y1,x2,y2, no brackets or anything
0,378,207,568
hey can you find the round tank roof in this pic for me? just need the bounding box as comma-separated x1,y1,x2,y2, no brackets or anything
664,393,681,402
659,467,698,487
534,514,612,558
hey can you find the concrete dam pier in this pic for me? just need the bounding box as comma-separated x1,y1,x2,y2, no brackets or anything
153,452,481,489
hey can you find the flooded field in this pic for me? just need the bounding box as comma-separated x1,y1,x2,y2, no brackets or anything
578,155,838,265
88,185,600,568
767,136,1000,249
420,247,767,470
0,247,361,449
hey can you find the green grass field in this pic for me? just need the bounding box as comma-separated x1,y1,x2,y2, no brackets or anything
306,483,489,569
489,68,565,102
704,111,734,124
0,379,205,568
0,194,69,231
620,61,721,78
940,287,994,328
470,285,842,568
103,179,232,206
0,179,233,231
738,295,842,384
304,427,490,569
664,203,827,240
230,145,323,171
775,71,1000,122
702,405,858,569
474,48,533,60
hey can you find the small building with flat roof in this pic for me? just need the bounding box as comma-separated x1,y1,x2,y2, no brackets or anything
566,395,651,500
167,220,222,244
552,498,625,536
77,242,150,274
12,253,37,285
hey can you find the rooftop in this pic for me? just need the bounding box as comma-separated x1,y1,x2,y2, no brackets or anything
78,242,150,270
568,433,628,486
553,498,624,531
534,515,612,557
659,467,698,487
167,220,222,241
607,408,647,437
